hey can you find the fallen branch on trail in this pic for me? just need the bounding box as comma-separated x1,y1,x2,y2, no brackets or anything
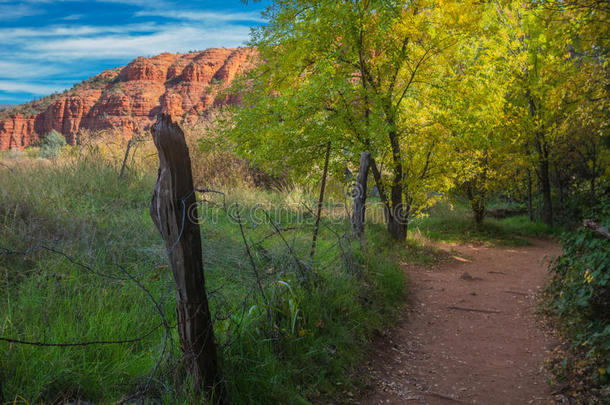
448,306,501,314
422,390,467,404
503,290,529,297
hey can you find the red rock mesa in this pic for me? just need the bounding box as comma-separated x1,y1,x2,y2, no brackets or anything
0,47,255,150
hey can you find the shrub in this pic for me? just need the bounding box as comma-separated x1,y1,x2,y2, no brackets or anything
39,130,67,159
545,199,610,400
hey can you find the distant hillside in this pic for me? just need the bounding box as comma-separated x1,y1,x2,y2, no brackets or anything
0,105,14,112
0,48,255,150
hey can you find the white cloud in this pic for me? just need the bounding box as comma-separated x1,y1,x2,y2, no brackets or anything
24,24,252,59
135,10,266,23
17,0,167,4
0,96,28,103
0,61,64,79
0,3,41,20
0,80,69,95
0,23,157,40
62,14,84,20
0,3,263,102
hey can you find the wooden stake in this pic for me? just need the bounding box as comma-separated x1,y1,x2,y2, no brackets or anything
119,137,134,179
149,114,222,399
310,141,331,260
352,151,371,237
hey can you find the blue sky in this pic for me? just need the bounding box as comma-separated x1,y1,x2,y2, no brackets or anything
0,0,269,104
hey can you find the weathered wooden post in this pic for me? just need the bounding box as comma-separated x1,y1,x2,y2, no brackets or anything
119,137,135,179
310,141,331,260
149,114,221,398
351,152,371,237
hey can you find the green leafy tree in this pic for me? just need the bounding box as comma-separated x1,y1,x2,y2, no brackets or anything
434,5,519,224
497,0,609,225
229,0,482,239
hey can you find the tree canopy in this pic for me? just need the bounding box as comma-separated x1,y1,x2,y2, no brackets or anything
228,0,609,238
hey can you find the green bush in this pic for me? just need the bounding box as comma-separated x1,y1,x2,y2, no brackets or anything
39,130,67,159
545,199,610,396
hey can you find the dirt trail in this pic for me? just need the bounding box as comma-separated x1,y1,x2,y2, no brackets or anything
362,239,562,405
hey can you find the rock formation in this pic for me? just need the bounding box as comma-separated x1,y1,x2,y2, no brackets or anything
0,47,255,150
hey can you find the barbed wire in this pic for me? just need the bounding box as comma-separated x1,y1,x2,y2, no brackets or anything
0,182,355,401
0,323,163,347
0,245,126,281
0,195,193,398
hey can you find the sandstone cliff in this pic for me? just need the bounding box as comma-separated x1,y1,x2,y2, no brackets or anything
0,48,255,150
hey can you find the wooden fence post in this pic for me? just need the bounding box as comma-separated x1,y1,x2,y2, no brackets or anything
149,114,222,399
352,152,371,237
119,137,135,179
310,141,331,261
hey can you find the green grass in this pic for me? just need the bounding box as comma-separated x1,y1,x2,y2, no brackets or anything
1,145,556,403
0,151,408,404
410,202,560,246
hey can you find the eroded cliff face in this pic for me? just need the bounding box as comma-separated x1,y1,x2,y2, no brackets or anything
0,47,255,150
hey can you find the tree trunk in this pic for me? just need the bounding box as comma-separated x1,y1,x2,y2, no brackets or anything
539,158,553,226
553,165,566,218
465,184,485,225
149,115,222,399
387,192,407,240
527,91,553,226
472,200,485,225
370,155,406,240
387,131,407,240
558,179,564,217
370,157,390,224
352,152,371,237
527,169,534,222
310,141,331,260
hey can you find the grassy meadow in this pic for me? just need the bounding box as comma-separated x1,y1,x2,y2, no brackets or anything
410,202,560,247
0,131,411,404
0,128,559,404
